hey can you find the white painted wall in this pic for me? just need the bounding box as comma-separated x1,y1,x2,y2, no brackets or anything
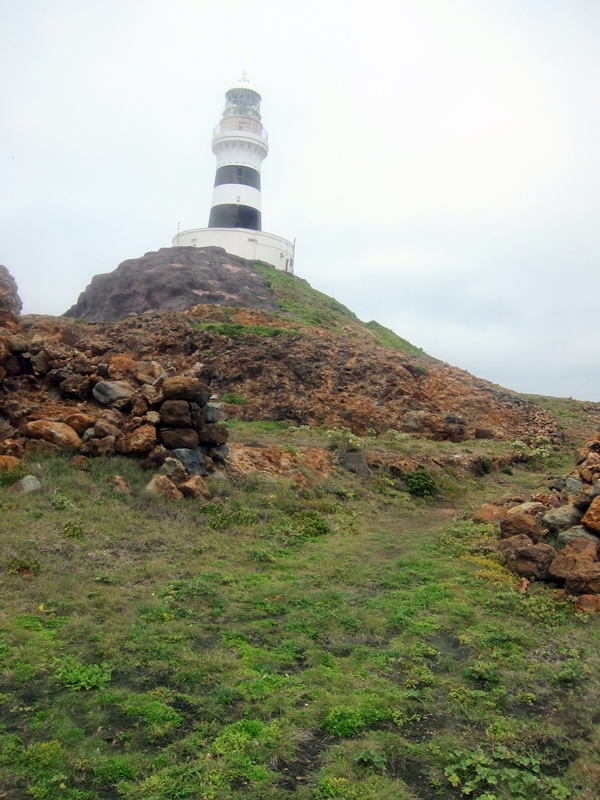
172,228,295,273
210,183,261,210
212,134,268,170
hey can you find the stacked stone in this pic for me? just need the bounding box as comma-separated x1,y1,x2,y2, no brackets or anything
0,341,229,476
470,435,600,601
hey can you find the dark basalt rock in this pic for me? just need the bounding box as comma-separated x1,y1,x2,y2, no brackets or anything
64,246,279,322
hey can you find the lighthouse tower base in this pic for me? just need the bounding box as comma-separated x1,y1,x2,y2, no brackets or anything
172,228,294,274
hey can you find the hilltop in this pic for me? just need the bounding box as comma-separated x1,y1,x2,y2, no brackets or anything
0,252,571,458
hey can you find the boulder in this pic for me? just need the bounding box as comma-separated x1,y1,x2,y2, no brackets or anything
208,444,229,461
171,448,206,476
143,474,183,502
9,475,42,494
472,504,507,524
160,428,200,450
162,376,210,404
557,527,600,550
0,455,22,472
63,412,96,436
160,400,192,428
500,512,542,543
134,361,165,384
112,475,133,495
116,424,157,455
63,246,279,322
548,538,599,584
575,595,600,615
92,380,135,405
94,419,121,439
160,457,188,484
80,436,116,456
199,424,229,446
336,451,372,479
507,501,547,518
24,420,82,449
108,354,135,376
506,543,556,580
572,490,595,511
179,474,212,500
565,564,600,595
582,496,600,534
564,477,584,495
204,402,224,423
542,504,584,534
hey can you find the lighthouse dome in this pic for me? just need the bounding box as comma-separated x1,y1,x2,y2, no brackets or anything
223,75,262,122
228,75,260,95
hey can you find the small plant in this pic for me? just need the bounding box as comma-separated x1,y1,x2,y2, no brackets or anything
325,426,363,452
0,465,27,487
51,492,74,511
444,744,571,799
501,466,513,475
7,557,40,577
221,392,247,405
0,500,19,510
93,756,139,785
62,521,83,538
385,428,411,447
322,703,390,737
353,748,387,771
404,470,436,498
480,456,493,474
53,656,112,691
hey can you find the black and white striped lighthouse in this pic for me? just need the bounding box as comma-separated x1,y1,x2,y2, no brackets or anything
208,75,268,231
173,76,295,272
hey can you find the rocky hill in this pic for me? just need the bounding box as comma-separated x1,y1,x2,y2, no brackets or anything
0,252,582,466
64,247,278,322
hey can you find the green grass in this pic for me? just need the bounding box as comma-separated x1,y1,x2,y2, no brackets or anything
364,320,429,358
1,444,600,799
251,262,434,358
252,262,363,332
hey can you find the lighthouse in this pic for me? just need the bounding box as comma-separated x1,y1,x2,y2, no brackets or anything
173,76,295,273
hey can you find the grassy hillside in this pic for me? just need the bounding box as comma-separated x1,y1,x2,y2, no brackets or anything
252,262,431,358
1,429,599,800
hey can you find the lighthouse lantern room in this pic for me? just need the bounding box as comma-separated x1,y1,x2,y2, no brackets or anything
173,76,295,273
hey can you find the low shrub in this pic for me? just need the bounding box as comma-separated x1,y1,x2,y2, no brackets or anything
404,470,436,498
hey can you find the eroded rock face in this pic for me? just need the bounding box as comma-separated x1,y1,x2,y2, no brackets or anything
0,265,22,329
64,247,278,322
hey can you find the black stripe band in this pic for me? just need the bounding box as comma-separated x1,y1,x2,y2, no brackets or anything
214,165,261,190
208,204,262,231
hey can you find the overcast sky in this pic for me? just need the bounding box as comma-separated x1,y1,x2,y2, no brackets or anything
2,0,600,400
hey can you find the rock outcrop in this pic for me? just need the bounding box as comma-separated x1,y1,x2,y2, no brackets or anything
64,247,278,322
475,434,600,596
0,265,22,331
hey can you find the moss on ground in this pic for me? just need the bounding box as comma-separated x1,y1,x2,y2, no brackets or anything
0,438,599,799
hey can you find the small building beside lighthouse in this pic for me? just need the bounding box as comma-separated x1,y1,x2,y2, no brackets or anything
173,76,295,274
